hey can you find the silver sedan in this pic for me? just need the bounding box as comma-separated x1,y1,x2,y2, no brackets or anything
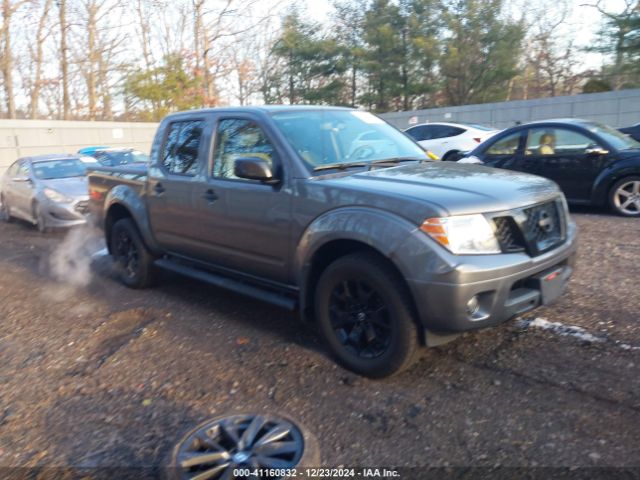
0,155,90,232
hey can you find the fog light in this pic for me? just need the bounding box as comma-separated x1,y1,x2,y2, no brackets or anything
466,296,480,317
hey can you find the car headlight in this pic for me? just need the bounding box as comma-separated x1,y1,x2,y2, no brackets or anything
420,214,501,254
43,188,71,203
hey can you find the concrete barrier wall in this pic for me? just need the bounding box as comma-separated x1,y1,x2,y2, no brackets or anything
0,119,158,174
379,89,640,130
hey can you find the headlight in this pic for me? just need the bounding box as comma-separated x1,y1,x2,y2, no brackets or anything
43,188,71,203
420,214,501,254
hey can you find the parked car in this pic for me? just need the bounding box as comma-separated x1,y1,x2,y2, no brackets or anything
619,123,640,142
88,148,149,167
0,154,89,231
460,119,640,217
404,122,499,161
89,106,577,378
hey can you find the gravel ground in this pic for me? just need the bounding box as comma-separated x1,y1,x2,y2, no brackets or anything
0,208,638,475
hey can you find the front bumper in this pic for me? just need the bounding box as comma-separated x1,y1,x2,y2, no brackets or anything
394,219,578,333
39,196,89,228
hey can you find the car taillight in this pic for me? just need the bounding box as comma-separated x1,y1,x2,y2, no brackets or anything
473,137,482,143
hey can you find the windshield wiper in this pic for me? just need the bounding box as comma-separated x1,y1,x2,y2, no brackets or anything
313,162,369,172
370,157,425,165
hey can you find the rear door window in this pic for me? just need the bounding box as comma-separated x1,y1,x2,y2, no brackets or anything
406,125,428,141
161,120,204,176
430,125,465,139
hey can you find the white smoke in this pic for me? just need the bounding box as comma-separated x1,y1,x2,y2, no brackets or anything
49,223,106,287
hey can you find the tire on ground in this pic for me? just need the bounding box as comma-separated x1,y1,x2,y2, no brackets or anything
608,176,640,217
110,217,157,288
314,252,420,378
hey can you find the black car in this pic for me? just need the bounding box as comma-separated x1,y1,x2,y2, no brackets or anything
619,123,640,142
462,119,640,217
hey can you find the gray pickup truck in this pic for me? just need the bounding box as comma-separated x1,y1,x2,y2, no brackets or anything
88,106,577,378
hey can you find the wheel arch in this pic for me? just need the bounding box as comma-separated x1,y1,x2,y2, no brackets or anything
295,207,421,326
103,184,161,255
591,165,640,206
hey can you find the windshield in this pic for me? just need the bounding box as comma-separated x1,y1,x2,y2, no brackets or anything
271,110,428,171
32,159,86,179
95,150,149,166
585,122,640,151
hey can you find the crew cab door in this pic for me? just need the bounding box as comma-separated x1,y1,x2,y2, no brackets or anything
194,115,292,283
518,127,607,201
146,117,216,256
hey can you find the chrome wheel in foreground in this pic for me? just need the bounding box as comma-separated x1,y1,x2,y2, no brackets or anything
172,414,306,480
613,180,640,215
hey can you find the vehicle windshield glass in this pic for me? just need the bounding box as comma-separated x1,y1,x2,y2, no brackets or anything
32,159,86,179
585,122,640,151
97,150,149,165
271,110,428,171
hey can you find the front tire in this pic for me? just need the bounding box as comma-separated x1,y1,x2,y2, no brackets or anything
0,194,12,222
110,218,156,288
609,176,640,217
314,252,420,378
33,202,47,233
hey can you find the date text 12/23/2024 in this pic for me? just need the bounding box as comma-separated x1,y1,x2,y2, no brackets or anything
232,468,401,478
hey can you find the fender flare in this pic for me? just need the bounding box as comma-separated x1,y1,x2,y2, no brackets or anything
103,184,162,254
294,206,420,315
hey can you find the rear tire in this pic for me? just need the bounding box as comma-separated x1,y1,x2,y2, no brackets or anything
609,176,640,217
0,194,12,222
110,218,157,288
314,252,420,378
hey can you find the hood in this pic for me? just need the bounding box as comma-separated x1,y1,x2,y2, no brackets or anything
40,176,89,199
317,161,561,217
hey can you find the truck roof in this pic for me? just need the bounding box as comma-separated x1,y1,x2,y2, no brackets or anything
164,105,354,119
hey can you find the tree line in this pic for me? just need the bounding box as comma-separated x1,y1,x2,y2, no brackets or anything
0,0,638,121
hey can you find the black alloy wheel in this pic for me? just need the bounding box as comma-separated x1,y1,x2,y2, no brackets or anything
329,279,392,359
110,218,156,288
315,252,419,378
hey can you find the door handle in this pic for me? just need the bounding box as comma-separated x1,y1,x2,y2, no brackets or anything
202,189,218,203
153,183,166,194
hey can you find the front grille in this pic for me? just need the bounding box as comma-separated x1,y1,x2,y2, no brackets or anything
492,200,565,256
75,200,89,214
521,201,564,254
494,216,526,253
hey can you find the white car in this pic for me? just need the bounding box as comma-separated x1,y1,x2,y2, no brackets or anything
404,122,499,161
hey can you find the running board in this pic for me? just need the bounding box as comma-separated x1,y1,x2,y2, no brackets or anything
154,258,297,311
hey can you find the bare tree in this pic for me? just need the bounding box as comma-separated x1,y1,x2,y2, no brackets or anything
26,0,54,118
57,0,70,119
1,0,30,118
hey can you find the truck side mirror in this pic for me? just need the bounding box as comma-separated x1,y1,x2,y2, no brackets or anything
234,157,277,183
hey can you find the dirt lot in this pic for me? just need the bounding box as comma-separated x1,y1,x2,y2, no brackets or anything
0,208,638,476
